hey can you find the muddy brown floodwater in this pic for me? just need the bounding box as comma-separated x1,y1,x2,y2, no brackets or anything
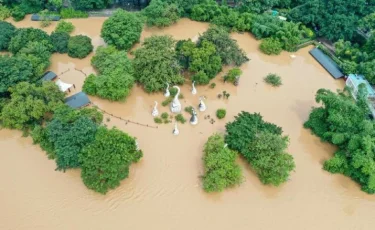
1,17,375,230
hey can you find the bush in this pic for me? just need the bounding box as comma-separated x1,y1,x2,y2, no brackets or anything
55,20,75,34
209,83,216,88
202,133,242,192
80,127,143,194
154,117,162,123
68,35,93,59
133,35,184,92
225,112,295,186
184,106,193,115
82,74,97,95
161,112,169,119
259,37,283,55
216,109,226,119
224,67,242,83
60,8,88,19
50,32,70,53
71,0,111,10
101,9,143,51
0,4,11,20
11,6,26,21
161,97,173,106
0,21,16,51
264,73,282,87
143,0,180,27
175,114,186,124
192,71,210,85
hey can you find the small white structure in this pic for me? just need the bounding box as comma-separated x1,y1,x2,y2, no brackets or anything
55,79,73,93
198,97,206,112
164,82,170,97
135,140,140,151
172,122,179,136
190,108,198,125
346,74,375,118
170,86,182,113
191,81,197,95
151,101,159,117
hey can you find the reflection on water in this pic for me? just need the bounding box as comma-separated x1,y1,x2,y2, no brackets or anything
1,17,375,230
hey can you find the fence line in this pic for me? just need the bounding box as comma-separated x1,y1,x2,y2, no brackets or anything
92,103,158,129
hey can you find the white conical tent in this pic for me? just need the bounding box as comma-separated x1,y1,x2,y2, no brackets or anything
55,79,73,92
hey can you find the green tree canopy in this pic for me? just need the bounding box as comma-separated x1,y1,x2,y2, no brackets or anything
304,88,375,193
71,0,111,10
50,31,70,54
80,127,143,194
225,112,295,186
8,28,52,54
133,35,184,92
177,39,222,84
83,46,135,101
0,21,16,51
1,82,65,130
101,9,143,51
198,26,248,66
202,133,242,192
143,0,180,27
259,37,283,55
0,55,34,94
68,35,93,59
17,41,52,77
55,20,75,34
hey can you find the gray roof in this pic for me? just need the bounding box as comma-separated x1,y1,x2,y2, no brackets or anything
41,71,57,81
309,48,344,79
65,92,90,109
31,14,61,21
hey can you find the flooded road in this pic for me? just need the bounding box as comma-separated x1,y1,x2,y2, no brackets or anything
1,17,375,230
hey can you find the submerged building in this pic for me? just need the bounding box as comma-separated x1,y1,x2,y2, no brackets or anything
346,74,375,118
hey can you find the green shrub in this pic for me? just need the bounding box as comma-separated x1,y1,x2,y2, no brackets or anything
259,37,283,55
60,8,88,19
209,83,216,89
202,133,242,192
11,6,26,22
50,32,70,53
264,73,282,87
154,117,162,123
161,97,173,106
184,106,193,115
40,19,52,28
224,67,242,83
143,0,180,27
101,9,143,51
216,109,226,119
55,20,75,34
175,114,186,124
192,71,210,85
68,35,93,59
0,4,11,20
161,112,169,119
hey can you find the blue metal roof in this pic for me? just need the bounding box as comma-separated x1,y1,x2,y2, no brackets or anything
309,48,344,79
65,92,90,109
41,71,57,81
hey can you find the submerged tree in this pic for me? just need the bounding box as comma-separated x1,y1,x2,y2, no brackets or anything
68,35,93,59
80,127,143,194
202,133,242,192
8,28,52,54
101,9,143,51
0,21,16,51
133,35,184,92
304,88,375,193
143,0,180,27
225,112,295,186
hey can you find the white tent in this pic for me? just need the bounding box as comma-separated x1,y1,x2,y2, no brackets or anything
55,79,73,93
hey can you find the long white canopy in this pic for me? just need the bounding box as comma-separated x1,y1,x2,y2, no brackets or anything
55,79,73,92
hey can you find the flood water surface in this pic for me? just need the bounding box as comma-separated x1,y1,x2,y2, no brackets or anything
1,18,375,230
